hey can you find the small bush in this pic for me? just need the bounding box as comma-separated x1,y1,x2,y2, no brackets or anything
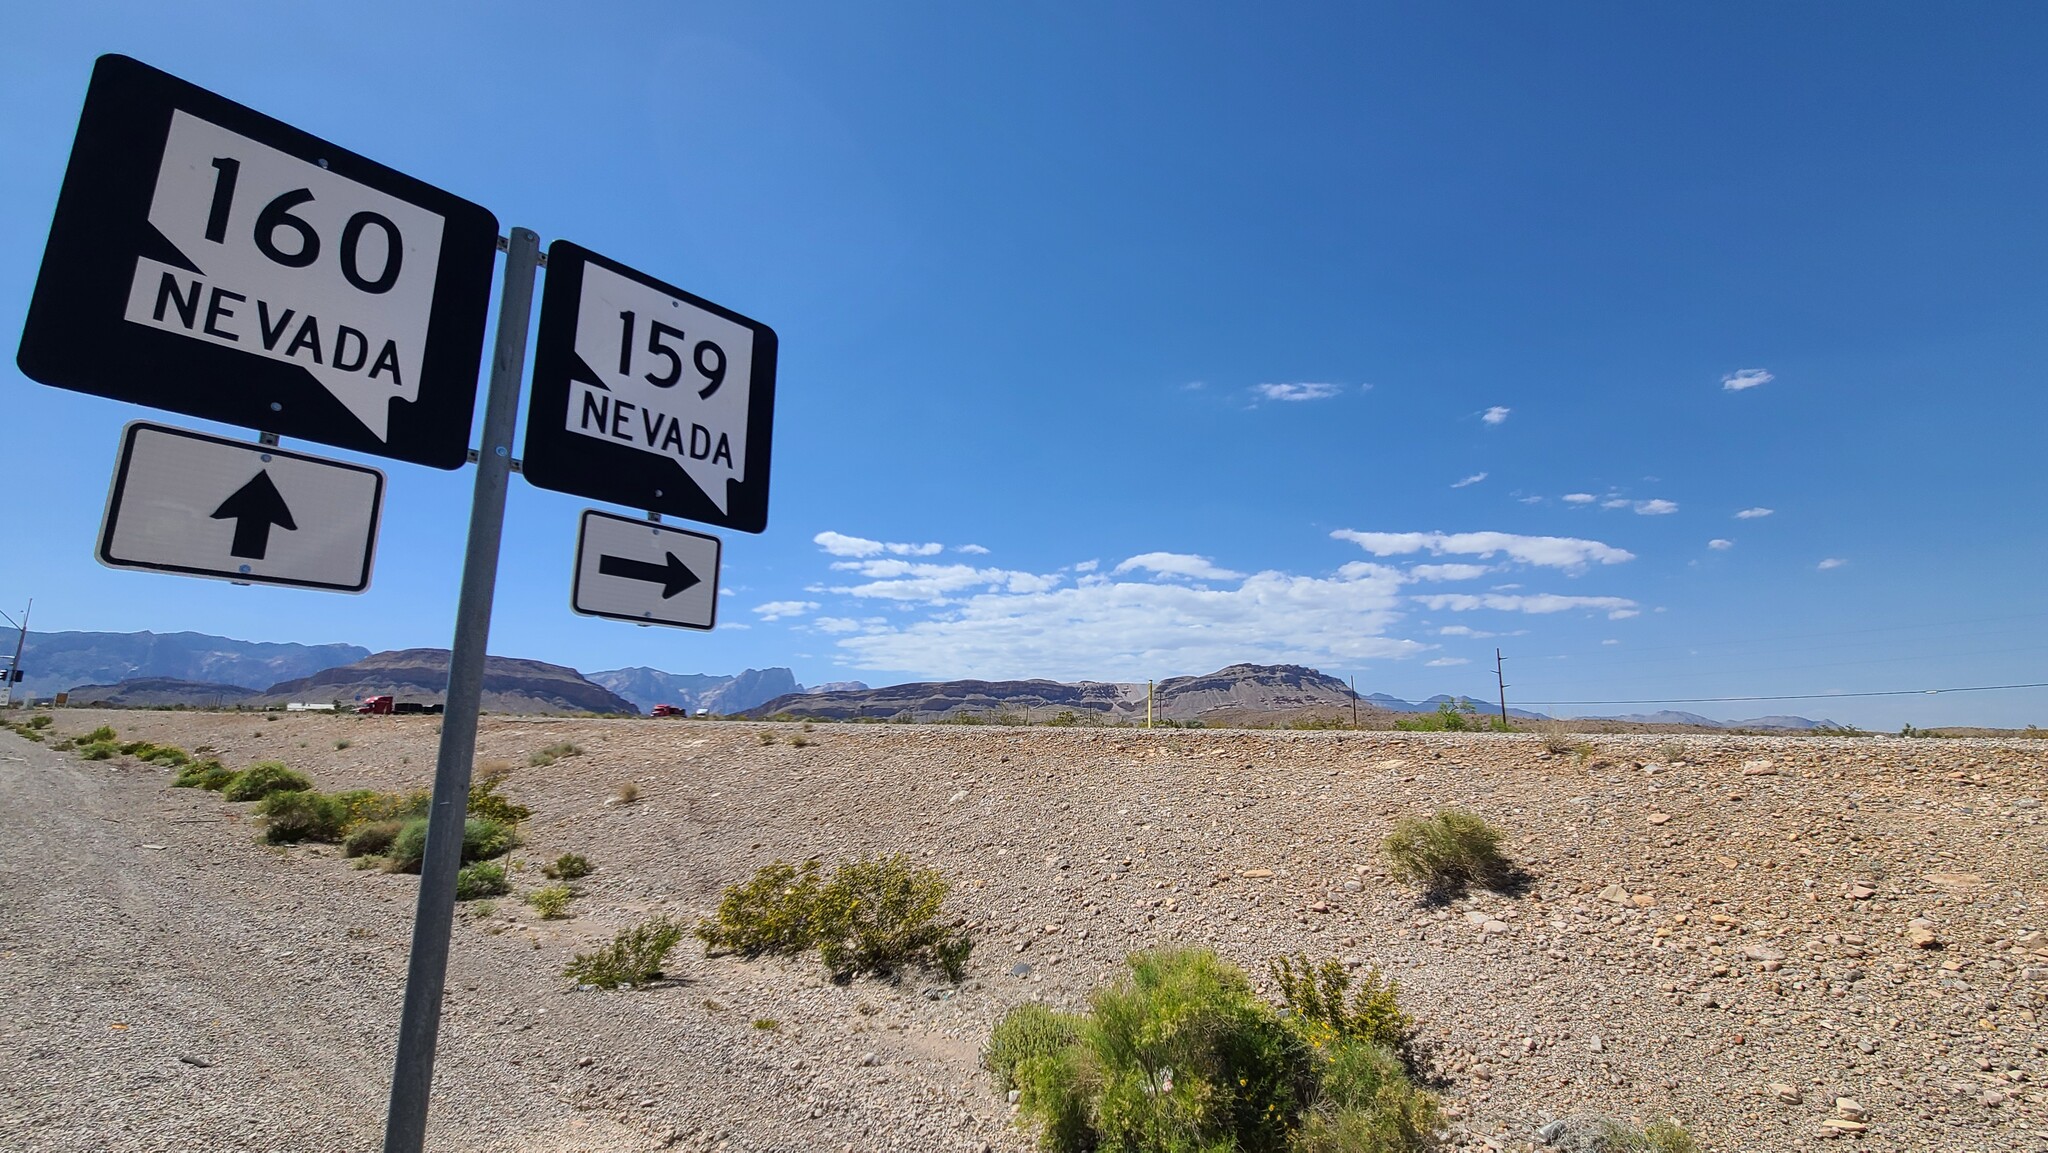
454,860,510,900
1654,740,1688,764
564,914,686,989
335,738,352,750
611,782,640,805
986,1003,1084,1092
1004,949,1441,1153
788,734,811,748
343,788,430,824
1293,1039,1443,1152
467,768,532,825
544,853,593,880
697,859,827,956
26,715,52,730
343,819,404,858
528,741,583,767
78,741,118,761
384,816,518,873
752,1017,779,1031
222,761,312,801
84,725,117,743
1381,809,1511,898
172,760,231,788
255,789,350,844
1587,1119,1700,1153
758,731,776,746
814,854,973,981
527,884,574,919
1271,953,1414,1059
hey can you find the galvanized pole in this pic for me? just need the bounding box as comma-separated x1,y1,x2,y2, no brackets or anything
382,227,540,1153
1495,649,1509,729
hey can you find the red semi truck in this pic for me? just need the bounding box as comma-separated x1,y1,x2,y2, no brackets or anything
355,696,442,715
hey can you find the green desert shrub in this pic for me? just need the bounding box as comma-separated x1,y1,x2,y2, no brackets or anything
1381,809,1511,898
26,715,53,730
814,854,972,981
1004,949,1441,1153
1271,953,1414,1060
1292,1040,1443,1152
454,860,510,900
174,760,237,790
78,740,118,761
526,883,574,919
255,789,350,844
1594,1119,1701,1153
83,725,117,743
343,819,404,859
985,1003,1084,1093
564,914,686,989
222,761,312,801
543,852,593,880
696,859,828,957
467,768,532,824
383,816,518,873
528,741,584,767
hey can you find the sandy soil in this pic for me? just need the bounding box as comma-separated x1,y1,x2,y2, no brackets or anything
1,708,2043,1152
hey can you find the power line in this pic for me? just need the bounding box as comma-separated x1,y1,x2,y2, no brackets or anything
1518,680,2048,707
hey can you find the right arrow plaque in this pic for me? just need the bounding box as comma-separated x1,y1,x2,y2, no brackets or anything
571,509,720,630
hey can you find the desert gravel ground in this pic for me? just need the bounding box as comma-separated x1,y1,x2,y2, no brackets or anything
1,709,2043,1152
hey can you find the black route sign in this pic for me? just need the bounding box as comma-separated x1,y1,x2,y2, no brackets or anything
522,240,777,532
17,55,499,469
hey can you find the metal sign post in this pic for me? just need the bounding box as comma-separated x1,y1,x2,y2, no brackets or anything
381,227,539,1153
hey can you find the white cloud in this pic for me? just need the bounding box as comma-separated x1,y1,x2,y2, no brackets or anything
814,531,943,558
1817,557,1847,570
1425,657,1470,667
1601,638,1620,645
833,566,1425,681
1517,495,1544,505
1254,381,1341,402
1072,559,1099,573
1407,564,1493,582
752,600,819,621
1413,592,1641,616
825,559,1063,604
1607,608,1640,620
1112,552,1246,581
956,544,991,555
811,616,867,634
1721,368,1774,392
1331,529,1634,569
1450,472,1488,488
1601,498,1632,510
1481,406,1511,426
1182,381,1206,391
1634,499,1679,516
1735,507,1774,519
1707,538,1734,550
1437,625,1492,637
1561,493,1596,504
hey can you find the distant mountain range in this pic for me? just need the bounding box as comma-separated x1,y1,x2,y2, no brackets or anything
745,663,1404,725
585,666,837,715
10,628,1836,729
14,631,369,703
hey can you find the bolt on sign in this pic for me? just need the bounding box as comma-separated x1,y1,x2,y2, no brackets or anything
521,241,778,532
16,55,498,468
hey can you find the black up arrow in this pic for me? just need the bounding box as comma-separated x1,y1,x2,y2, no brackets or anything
599,552,701,598
210,470,297,560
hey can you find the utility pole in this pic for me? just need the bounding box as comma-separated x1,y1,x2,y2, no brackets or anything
0,600,29,709
1349,675,1358,730
1494,649,1509,729
1146,680,1154,730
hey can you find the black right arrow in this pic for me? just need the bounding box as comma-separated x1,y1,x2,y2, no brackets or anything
210,469,297,560
598,551,701,598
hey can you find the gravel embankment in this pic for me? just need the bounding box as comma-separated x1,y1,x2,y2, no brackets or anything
1,709,2042,1152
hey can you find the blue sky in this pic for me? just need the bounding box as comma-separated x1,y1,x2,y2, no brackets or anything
6,3,2046,728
